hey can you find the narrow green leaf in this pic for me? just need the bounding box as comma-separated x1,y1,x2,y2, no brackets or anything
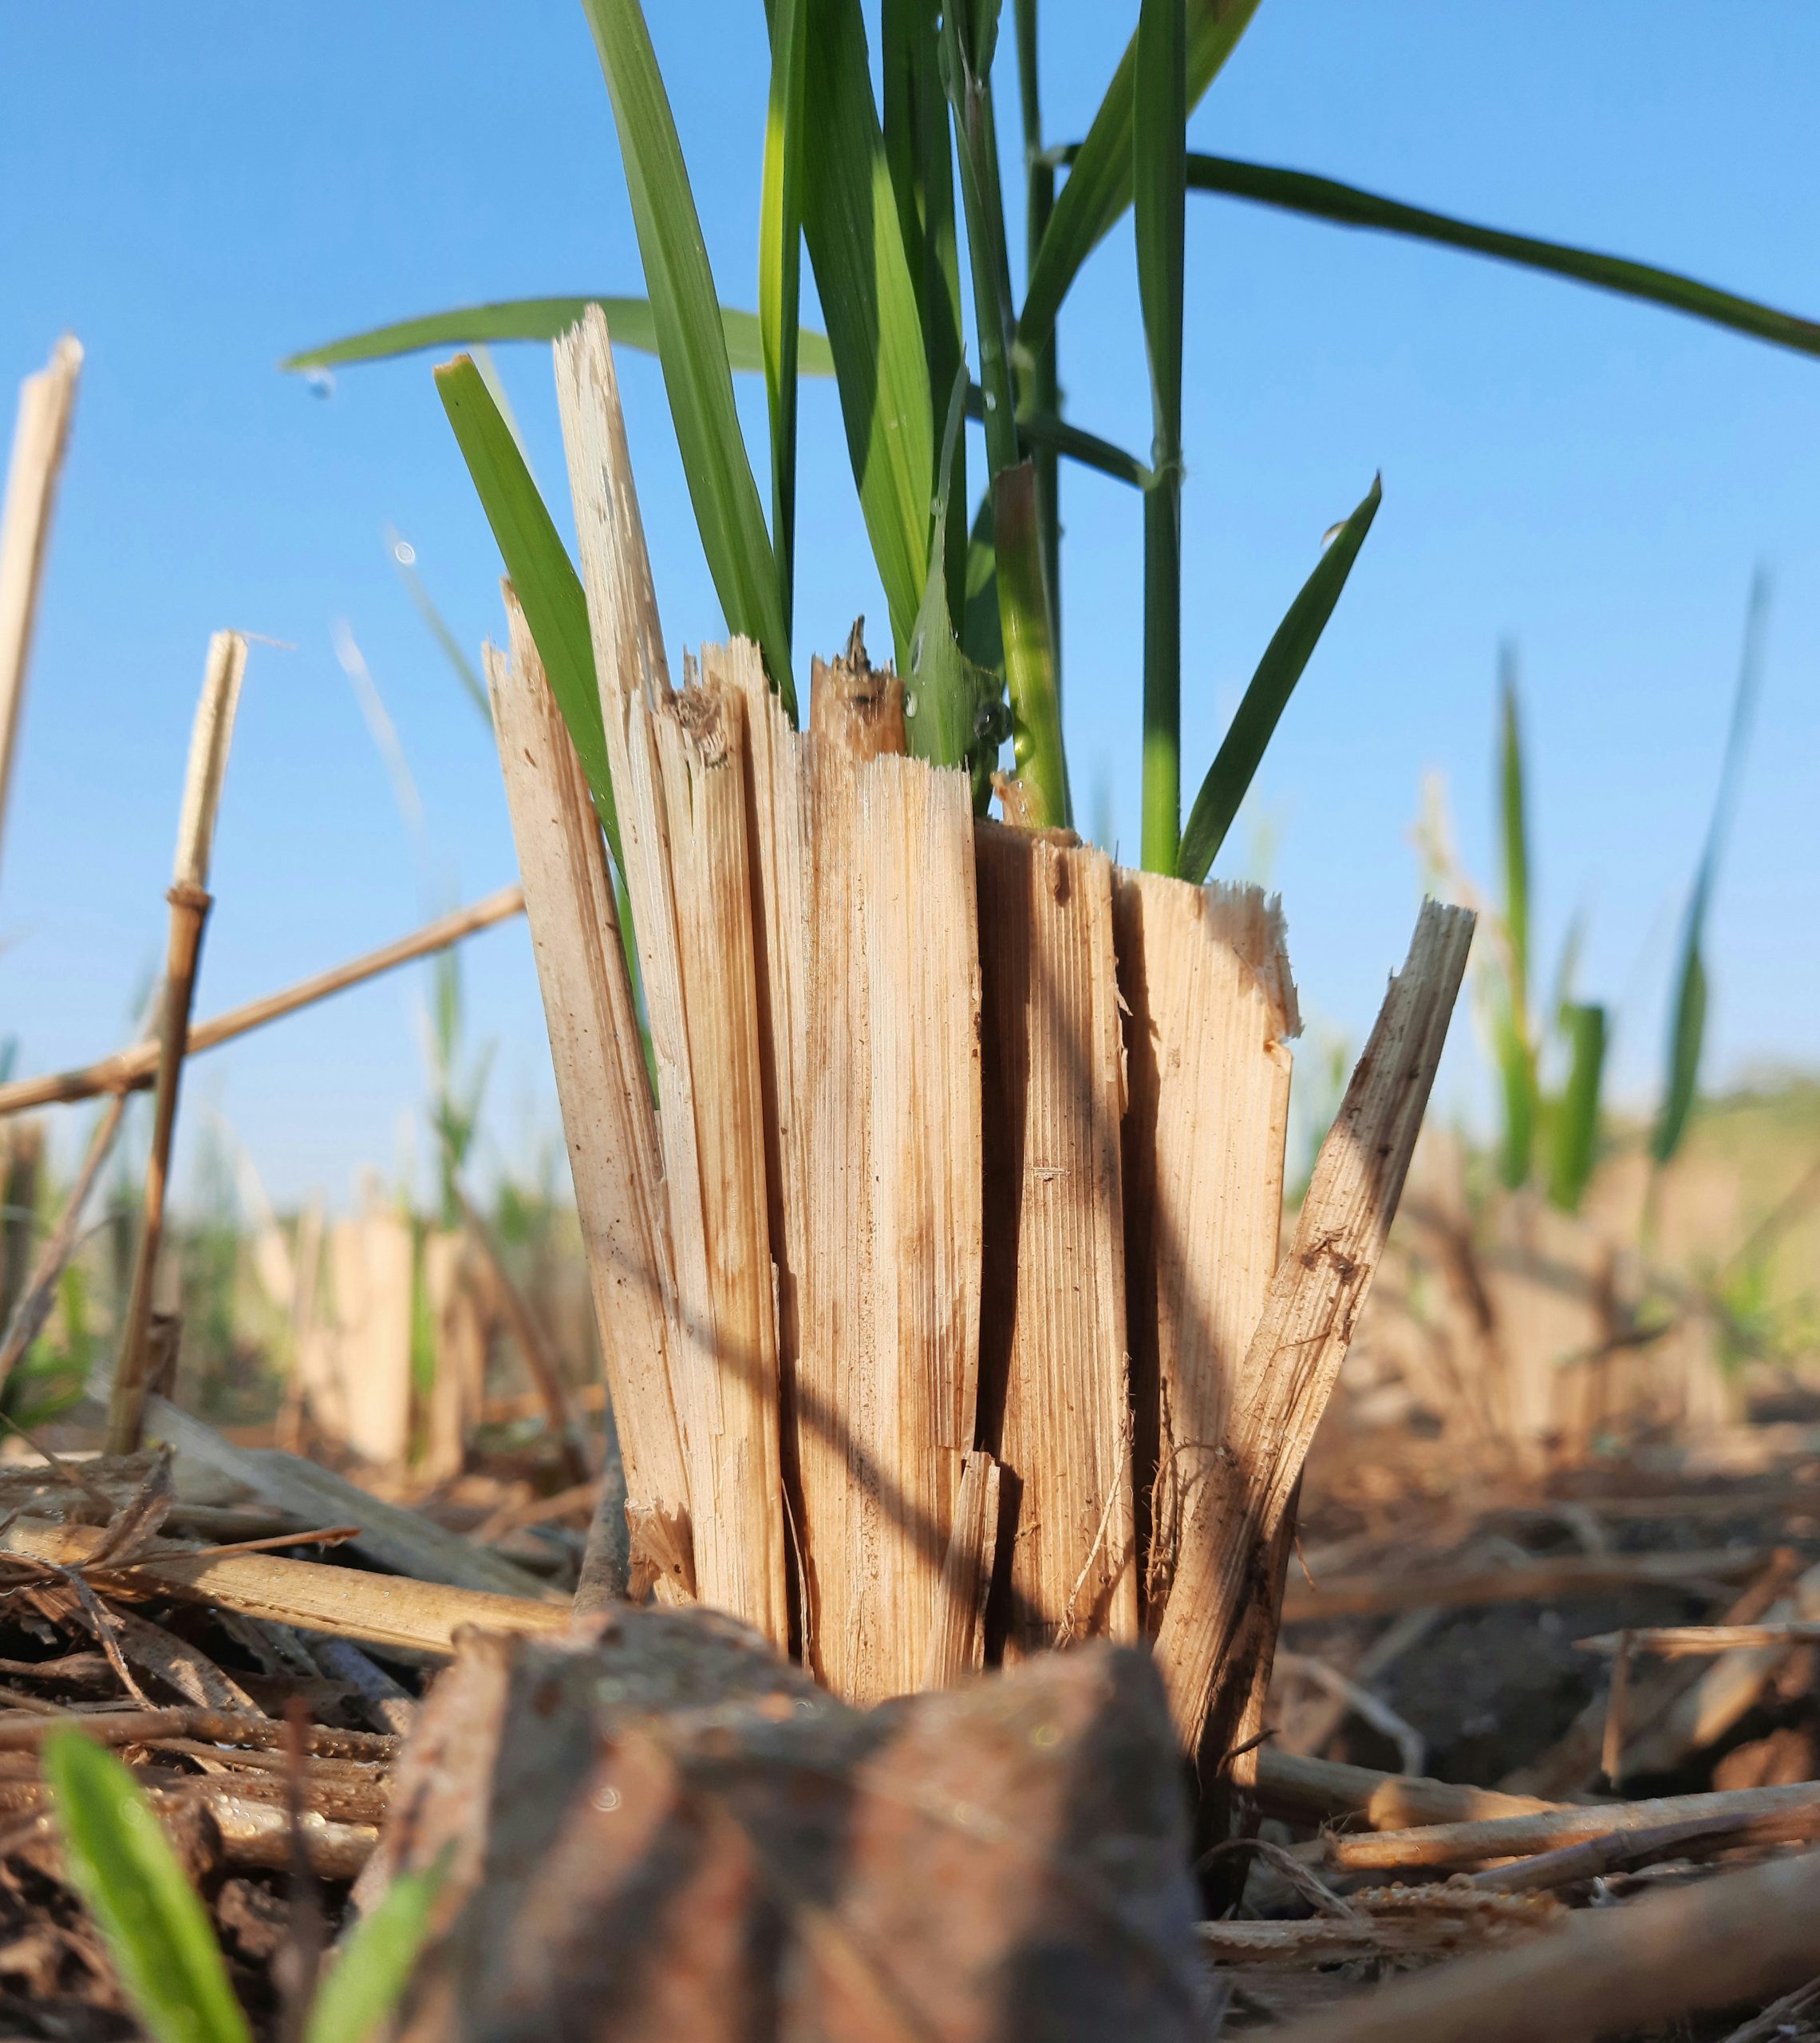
760,0,811,637
1494,998,1540,1191
1178,474,1381,885
1652,942,1709,1170
882,0,968,622
795,0,937,670
303,1860,446,2043
1135,0,1186,876
434,355,622,869
1548,1002,1608,1214
1498,646,1530,1029
387,527,489,721
962,487,1004,676
940,2,1022,480
907,369,1000,802
1014,0,1064,660
994,458,1070,827
283,298,836,376
46,1731,252,2043
1017,0,1261,356
964,382,1152,489
1184,156,1820,362
1550,907,1588,1032
1652,568,1771,1165
579,0,795,709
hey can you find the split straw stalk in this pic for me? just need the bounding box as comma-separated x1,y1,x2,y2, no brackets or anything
108,630,247,1454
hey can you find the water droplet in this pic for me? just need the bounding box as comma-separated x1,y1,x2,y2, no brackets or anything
905,692,919,717
393,539,418,567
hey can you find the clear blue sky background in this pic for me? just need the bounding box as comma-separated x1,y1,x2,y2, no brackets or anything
3,2,1818,1209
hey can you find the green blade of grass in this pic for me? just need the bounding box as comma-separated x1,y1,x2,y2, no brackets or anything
1494,998,1540,1191
1135,0,1186,875
994,457,1069,826
303,1859,446,2043
760,0,810,638
45,1731,252,2043
941,1,1021,480
883,0,968,618
1178,474,1380,884
386,527,489,721
1183,156,1820,362
1498,645,1531,1030
792,0,937,673
1652,568,1771,1166
1548,1002,1608,1215
1652,942,1709,1171
434,355,622,867
1491,647,1538,1187
963,383,1151,489
1017,0,1260,357
962,486,1004,676
1013,0,1063,665
283,297,835,375
581,0,795,707
907,369,1001,804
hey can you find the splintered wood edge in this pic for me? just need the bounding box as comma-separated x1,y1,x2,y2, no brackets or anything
1119,867,1301,1044
1196,880,1302,1042
1150,899,1473,1751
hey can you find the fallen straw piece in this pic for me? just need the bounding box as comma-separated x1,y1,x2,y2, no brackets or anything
1468,1808,1781,1895
1329,1777,1820,1873
0,1516,568,1658
1198,1889,1557,1966
1577,1620,1820,1658
0,1706,396,1760
148,1394,563,1603
0,885,527,1120
1251,1747,1562,1829
1266,1842,1820,2043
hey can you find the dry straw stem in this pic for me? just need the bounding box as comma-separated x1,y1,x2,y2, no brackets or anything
108,630,247,1454
0,1093,125,1399
1252,1746,1561,1829
1152,899,1474,1758
1331,1776,1820,1873
0,885,526,1120
922,1448,1002,1688
726,638,984,1704
1578,1621,1820,1658
1269,1844,1820,2043
1114,872,1297,1629
0,335,81,880
0,1515,567,1658
977,821,1137,1654
555,316,785,1651
489,601,685,1564
1618,1556,1820,1777
0,1708,394,1760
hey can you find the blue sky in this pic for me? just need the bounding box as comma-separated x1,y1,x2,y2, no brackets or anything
3,2,1818,1207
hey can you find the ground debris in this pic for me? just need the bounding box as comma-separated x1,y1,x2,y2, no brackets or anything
370,1609,1203,2042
